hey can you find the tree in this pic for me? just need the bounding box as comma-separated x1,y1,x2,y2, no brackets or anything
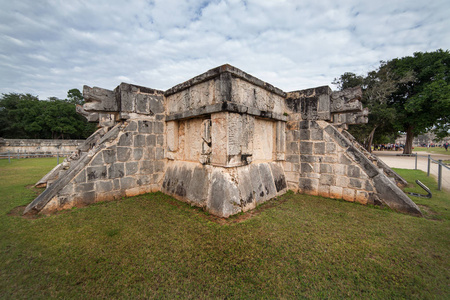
388,50,450,154
333,64,413,152
0,89,96,139
0,93,41,138
333,49,450,154
67,88,84,105
332,72,364,90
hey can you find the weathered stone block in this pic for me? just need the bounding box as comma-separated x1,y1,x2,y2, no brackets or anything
136,94,149,114
336,176,349,187
144,148,155,160
117,147,131,162
90,153,104,166
319,174,335,185
120,177,136,190
118,132,133,147
300,142,313,154
346,147,379,178
156,135,164,147
154,161,165,173
124,121,137,132
324,125,350,148
103,149,116,164
134,134,146,147
75,182,94,193
347,165,361,178
343,188,355,202
249,164,265,204
126,162,139,175
349,178,362,189
299,120,310,129
138,120,152,134
269,163,287,193
95,181,113,193
300,155,318,163
330,186,343,199
310,129,323,141
355,190,369,204
323,156,337,163
153,173,163,184
325,143,336,154
113,178,120,190
136,175,152,186
237,167,255,210
60,183,73,195
299,129,310,140
208,170,241,218
77,191,96,205
154,122,164,134
259,163,277,199
139,161,153,174
299,178,319,195
301,163,314,173
314,142,325,155
286,155,299,164
108,163,125,179
288,142,299,154
334,164,346,175
149,95,165,114
372,174,422,216
320,163,333,173
155,147,164,160
186,166,209,205
74,170,86,184
365,180,374,192
340,154,352,165
318,185,330,197
133,148,143,161
86,166,107,181
147,135,156,147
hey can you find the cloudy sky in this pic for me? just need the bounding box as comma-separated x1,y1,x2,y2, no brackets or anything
1,0,449,100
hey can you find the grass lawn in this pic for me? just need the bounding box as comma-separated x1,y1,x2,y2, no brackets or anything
1,158,449,299
412,146,450,156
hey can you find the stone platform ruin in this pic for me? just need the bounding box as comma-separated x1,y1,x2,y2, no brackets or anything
24,64,422,217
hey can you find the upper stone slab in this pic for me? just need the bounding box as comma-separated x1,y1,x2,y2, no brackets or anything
165,64,287,120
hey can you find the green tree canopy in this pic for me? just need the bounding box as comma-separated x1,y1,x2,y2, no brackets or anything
0,89,96,139
389,49,450,153
333,49,450,154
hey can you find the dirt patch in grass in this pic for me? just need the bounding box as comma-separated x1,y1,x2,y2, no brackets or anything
7,205,27,217
417,204,442,220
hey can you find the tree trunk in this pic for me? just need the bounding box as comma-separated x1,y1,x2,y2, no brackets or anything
366,126,378,153
403,125,414,154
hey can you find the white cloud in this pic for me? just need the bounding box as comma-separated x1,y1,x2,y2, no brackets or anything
0,0,449,99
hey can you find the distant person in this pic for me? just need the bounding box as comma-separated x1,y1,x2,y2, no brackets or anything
445,142,449,151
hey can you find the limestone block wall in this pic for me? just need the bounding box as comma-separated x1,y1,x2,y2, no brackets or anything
0,139,84,154
286,120,372,203
284,119,421,215
33,117,166,214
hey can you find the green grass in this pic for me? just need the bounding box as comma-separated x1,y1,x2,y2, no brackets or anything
412,146,450,156
1,158,449,299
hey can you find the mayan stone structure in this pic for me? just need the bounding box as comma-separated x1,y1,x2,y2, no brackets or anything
24,64,422,217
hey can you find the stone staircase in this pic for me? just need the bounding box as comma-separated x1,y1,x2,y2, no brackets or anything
341,130,408,187
34,126,113,188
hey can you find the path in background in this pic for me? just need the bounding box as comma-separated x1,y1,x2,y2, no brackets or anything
373,151,450,192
